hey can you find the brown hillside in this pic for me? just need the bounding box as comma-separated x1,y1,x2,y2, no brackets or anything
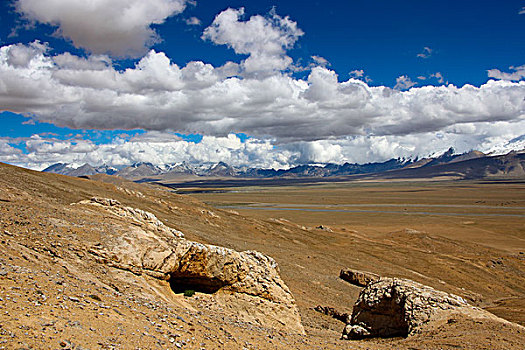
0,162,524,349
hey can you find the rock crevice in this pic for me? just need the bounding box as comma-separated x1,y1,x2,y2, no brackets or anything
80,197,304,334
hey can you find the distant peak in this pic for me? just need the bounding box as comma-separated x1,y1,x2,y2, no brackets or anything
132,162,155,168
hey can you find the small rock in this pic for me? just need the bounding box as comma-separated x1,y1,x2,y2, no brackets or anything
340,268,380,287
313,305,349,323
342,324,370,340
316,225,332,232
88,294,102,301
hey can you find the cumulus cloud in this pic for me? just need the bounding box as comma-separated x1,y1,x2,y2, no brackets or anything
349,69,364,78
394,75,417,90
349,69,372,83
488,65,525,81
1,7,524,170
417,46,433,59
311,55,329,67
202,7,304,77
15,0,188,57
3,121,525,171
519,7,525,15
0,133,289,171
1,42,525,147
430,72,445,84
53,52,112,70
185,16,201,26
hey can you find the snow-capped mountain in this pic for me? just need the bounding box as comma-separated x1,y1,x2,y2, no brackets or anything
488,135,525,156
42,147,525,181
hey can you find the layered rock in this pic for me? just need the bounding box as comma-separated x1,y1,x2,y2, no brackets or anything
79,198,304,334
77,197,184,239
342,278,501,339
340,268,380,287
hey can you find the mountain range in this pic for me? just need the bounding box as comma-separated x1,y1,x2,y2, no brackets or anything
42,148,525,181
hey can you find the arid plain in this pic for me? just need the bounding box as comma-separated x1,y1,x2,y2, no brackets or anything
185,179,525,326
1,163,524,349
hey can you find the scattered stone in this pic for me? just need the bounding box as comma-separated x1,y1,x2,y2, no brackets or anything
315,225,332,232
343,324,369,339
314,305,349,323
403,228,422,234
88,294,101,302
339,268,380,287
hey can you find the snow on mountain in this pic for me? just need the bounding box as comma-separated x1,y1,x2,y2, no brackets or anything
488,135,525,156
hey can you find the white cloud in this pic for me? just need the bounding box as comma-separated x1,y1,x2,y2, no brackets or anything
394,75,417,90
519,7,525,15
2,41,49,67
15,0,188,58
349,69,372,83
0,133,290,171
185,16,201,26
430,72,445,84
488,65,525,81
1,7,524,170
1,42,525,148
416,72,446,85
3,122,525,171
53,52,112,70
311,55,329,67
202,8,304,77
417,47,433,59
349,69,364,78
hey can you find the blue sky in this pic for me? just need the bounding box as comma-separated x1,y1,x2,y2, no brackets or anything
3,1,524,86
0,0,524,170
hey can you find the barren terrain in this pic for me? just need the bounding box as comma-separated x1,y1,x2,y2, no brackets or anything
1,163,524,349
189,180,525,324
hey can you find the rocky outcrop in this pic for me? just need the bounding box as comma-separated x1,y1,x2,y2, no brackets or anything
342,278,500,340
340,268,380,287
78,197,184,239
79,198,304,334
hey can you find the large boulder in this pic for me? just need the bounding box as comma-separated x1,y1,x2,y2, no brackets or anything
80,198,305,334
342,278,499,339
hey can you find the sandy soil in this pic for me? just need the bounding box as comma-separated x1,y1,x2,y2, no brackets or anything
0,163,524,349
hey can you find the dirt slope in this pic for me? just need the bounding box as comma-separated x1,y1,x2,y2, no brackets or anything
0,162,524,349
